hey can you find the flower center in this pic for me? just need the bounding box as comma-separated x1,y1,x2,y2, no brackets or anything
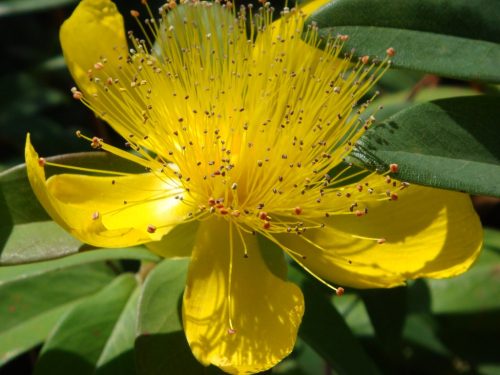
70,1,393,238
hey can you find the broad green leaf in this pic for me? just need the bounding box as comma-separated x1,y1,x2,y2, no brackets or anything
0,263,115,334
34,274,138,375
349,96,500,197
308,0,500,82
135,258,208,375
0,247,159,283
424,229,500,314
0,304,70,366
95,287,140,374
290,266,381,375
0,0,77,17
0,221,83,265
0,152,145,264
0,262,116,364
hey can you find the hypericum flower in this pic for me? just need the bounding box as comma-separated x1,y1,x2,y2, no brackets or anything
26,0,482,373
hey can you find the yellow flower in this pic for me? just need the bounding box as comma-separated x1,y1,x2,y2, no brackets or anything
25,0,482,373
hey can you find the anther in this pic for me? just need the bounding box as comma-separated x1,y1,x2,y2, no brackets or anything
147,224,157,234
386,47,396,57
231,182,238,190
377,238,386,244
227,328,236,334
336,287,345,297
92,211,100,220
259,211,268,220
263,220,271,229
208,197,216,206
91,137,102,149
294,207,302,215
38,157,46,167
361,55,370,64
389,163,399,173
219,207,229,215
72,90,83,100
390,192,398,201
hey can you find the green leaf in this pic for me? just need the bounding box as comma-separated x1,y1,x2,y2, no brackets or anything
349,95,500,197
308,0,500,82
0,152,145,264
0,305,69,366
0,247,159,282
0,262,116,364
0,0,77,17
372,85,479,122
135,258,208,375
424,228,500,314
360,288,407,354
95,287,141,374
34,274,138,375
290,266,381,375
403,314,450,356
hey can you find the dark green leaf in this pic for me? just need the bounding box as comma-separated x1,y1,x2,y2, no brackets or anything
0,152,145,264
290,266,381,375
349,95,500,197
308,0,500,82
135,258,208,375
0,305,70,366
0,262,116,364
360,288,407,354
372,86,479,122
34,274,138,375
0,247,159,282
0,0,77,17
95,287,140,374
403,314,450,356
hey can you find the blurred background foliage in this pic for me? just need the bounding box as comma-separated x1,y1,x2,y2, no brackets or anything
0,0,500,374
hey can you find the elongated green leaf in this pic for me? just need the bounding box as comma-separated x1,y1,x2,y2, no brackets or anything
34,274,138,375
0,263,115,334
0,247,159,281
349,95,500,197
0,0,77,17
290,266,381,375
0,152,144,264
0,305,70,366
95,287,140,374
0,262,116,364
309,0,500,82
372,86,479,122
135,258,208,375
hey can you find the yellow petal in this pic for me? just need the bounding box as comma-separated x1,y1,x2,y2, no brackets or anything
183,219,304,374
277,181,482,288
60,0,127,94
25,134,189,248
146,221,199,258
301,0,332,15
